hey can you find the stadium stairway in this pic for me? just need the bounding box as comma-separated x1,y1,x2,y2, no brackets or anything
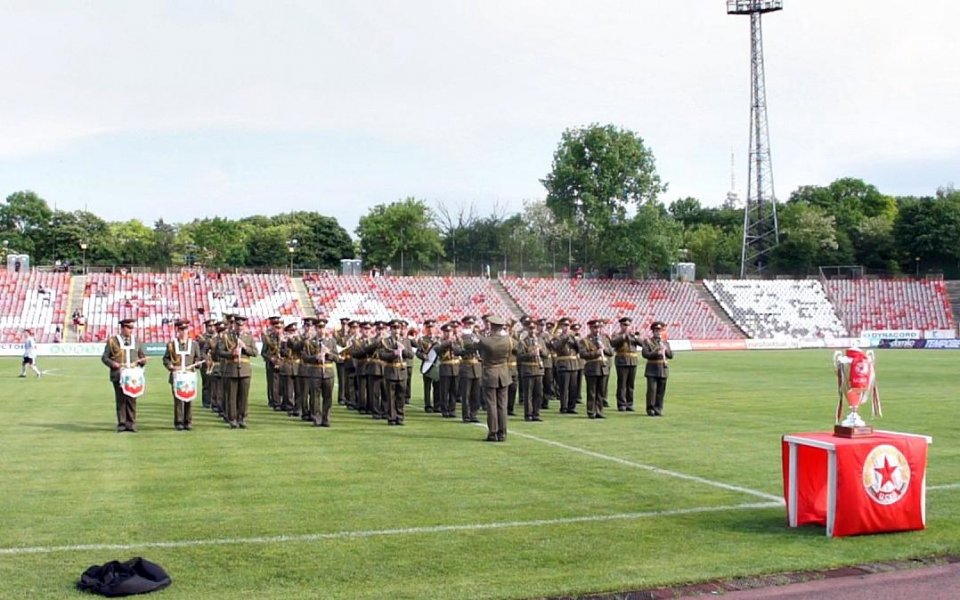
292,277,318,318
695,280,747,338
492,278,525,319
943,281,960,335
66,275,86,342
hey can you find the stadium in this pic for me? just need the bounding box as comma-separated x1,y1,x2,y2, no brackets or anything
2,1,959,597
2,267,959,598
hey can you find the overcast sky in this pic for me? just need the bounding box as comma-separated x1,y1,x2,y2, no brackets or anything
1,0,957,236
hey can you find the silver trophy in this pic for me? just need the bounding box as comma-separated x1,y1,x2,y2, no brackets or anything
832,347,880,437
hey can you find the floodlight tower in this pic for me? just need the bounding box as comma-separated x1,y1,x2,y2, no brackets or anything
728,0,782,277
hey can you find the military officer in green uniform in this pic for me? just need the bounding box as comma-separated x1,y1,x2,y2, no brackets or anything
640,321,673,416
261,316,282,410
550,318,579,414
517,318,547,421
196,318,217,409
218,314,259,428
335,317,351,405
580,319,614,419
455,316,482,423
209,320,226,418
416,319,439,413
434,322,460,418
611,316,641,412
379,319,414,425
163,319,203,430
301,317,339,426
101,318,147,432
470,315,514,442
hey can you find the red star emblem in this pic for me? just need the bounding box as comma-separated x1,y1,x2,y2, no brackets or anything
874,455,899,488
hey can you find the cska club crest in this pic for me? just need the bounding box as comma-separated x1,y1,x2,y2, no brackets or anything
120,367,146,398
862,444,910,506
173,371,198,403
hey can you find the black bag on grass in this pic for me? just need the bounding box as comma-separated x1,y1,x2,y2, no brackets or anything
77,557,171,597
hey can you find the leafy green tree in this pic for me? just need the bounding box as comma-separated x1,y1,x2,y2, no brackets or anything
770,203,841,274
892,194,960,275
270,212,354,269
182,217,249,267
542,124,667,273
356,198,443,274
0,190,53,260
245,224,294,268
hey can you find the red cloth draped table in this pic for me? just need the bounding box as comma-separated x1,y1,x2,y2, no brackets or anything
781,431,932,537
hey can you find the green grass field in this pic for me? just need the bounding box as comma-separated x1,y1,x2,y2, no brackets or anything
1,350,958,599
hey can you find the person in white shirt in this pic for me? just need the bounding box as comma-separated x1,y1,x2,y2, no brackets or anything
20,329,41,378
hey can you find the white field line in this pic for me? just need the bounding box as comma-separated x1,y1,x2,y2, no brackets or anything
928,483,960,491
505,428,784,503
0,501,780,556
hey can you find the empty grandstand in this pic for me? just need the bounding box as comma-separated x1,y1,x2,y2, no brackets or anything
0,272,70,343
303,274,518,326
704,279,848,339
823,278,954,334
501,278,740,339
80,272,304,342
5,270,957,344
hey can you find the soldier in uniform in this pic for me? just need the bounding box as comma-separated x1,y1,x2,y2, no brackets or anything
278,320,300,414
550,318,579,414
209,320,226,418
416,319,439,413
163,319,203,430
343,320,360,410
349,322,371,414
379,319,414,425
335,317,351,405
261,316,282,410
101,318,147,432
470,315,514,442
218,314,260,428
517,318,547,421
357,321,385,419
301,317,338,426
506,318,520,416
580,319,614,419
455,316,482,423
196,319,217,409
539,319,556,409
402,320,415,405
641,321,673,416
571,322,584,406
434,322,460,418
610,316,641,412
295,317,318,420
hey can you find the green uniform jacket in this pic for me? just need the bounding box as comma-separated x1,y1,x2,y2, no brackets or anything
217,331,260,378
101,335,147,382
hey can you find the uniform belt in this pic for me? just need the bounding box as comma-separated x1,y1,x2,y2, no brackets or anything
460,359,479,364
520,362,543,367
386,361,406,368
616,351,638,356
586,358,605,363
440,360,460,365
646,359,666,364
228,358,251,363
486,362,507,367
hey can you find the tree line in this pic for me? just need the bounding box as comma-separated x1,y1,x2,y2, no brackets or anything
2,124,957,278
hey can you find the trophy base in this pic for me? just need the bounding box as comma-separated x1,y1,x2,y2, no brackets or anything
834,424,874,438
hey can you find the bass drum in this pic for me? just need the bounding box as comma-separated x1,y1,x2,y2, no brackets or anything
120,366,146,398
173,370,198,402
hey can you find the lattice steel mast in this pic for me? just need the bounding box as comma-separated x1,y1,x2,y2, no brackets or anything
728,0,782,277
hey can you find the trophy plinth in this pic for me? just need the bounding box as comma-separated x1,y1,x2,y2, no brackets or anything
834,424,874,438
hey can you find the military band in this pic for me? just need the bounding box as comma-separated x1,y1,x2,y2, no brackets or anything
95,311,675,433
